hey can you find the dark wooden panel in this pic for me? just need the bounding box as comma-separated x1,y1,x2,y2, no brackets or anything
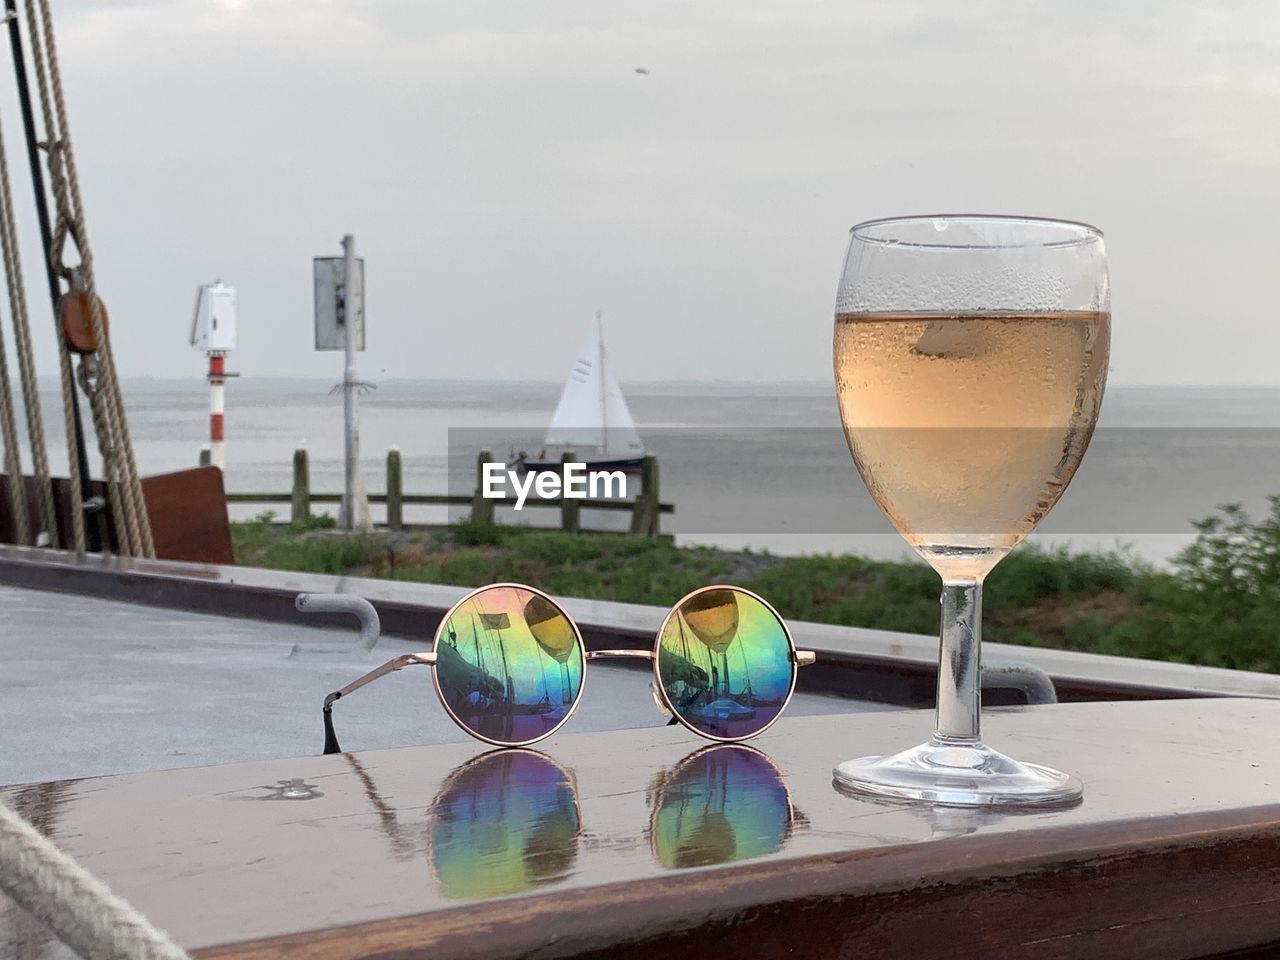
139,466,235,565
4,698,1279,960
1200,946,1280,960
0,468,233,564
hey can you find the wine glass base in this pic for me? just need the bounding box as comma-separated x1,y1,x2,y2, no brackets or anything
832,737,1082,808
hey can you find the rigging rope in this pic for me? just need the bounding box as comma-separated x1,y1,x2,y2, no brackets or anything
11,0,80,552
0,287,30,543
20,0,152,557
0,799,190,960
0,88,57,547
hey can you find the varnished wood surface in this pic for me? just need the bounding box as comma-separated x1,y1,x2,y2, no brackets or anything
3,698,1280,959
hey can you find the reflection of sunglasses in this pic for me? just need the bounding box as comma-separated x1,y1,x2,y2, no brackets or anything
430,749,582,899
424,743,804,902
649,744,805,870
322,583,816,749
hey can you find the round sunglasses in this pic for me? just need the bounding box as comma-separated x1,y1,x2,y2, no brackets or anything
322,582,815,750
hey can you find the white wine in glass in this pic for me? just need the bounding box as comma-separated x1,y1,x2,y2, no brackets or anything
831,217,1109,806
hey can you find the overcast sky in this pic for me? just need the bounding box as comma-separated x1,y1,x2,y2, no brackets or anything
3,0,1278,385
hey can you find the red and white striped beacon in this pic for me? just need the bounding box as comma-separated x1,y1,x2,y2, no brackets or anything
190,281,237,470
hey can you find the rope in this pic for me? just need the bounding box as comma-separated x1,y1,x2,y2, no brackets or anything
54,344,84,550
0,799,189,960
40,0,152,557
78,348,137,554
19,0,80,552
0,297,31,543
36,107,141,556
23,0,152,557
0,95,57,546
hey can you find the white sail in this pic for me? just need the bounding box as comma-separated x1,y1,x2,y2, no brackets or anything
544,318,643,457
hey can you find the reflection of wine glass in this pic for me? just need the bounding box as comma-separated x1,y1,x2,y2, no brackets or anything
680,588,741,704
525,595,576,705
831,216,1108,807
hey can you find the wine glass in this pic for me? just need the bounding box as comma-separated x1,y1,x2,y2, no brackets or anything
679,589,756,723
525,594,578,705
831,215,1109,806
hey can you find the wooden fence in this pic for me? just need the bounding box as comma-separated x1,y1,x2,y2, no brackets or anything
213,448,673,536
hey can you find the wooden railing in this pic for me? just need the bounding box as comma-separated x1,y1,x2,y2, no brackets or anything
213,448,673,536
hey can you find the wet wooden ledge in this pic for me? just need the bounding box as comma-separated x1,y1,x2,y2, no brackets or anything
1,544,1278,706
3,698,1279,960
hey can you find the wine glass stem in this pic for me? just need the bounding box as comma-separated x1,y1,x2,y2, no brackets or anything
935,578,982,743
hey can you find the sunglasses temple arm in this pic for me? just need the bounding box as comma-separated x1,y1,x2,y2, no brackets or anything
794,650,817,666
322,652,437,755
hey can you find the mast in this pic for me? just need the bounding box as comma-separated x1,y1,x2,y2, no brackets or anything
496,625,514,703
597,309,607,455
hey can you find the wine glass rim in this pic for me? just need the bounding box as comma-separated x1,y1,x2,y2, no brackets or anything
849,214,1104,249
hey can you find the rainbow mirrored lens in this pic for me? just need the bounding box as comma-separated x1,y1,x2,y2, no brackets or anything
651,745,792,869
431,750,580,899
435,585,584,745
656,587,794,740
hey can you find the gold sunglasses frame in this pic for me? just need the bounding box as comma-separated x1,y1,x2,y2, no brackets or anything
648,584,814,743
322,582,815,752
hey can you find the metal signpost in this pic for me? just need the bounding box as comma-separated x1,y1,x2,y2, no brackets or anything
314,235,372,531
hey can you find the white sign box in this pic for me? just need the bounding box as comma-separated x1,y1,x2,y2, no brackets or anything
190,281,237,352
313,256,365,351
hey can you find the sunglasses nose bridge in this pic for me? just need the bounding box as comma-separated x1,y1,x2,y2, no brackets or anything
583,649,670,716
584,649,655,662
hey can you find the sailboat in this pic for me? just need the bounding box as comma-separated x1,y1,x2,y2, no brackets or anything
522,312,646,474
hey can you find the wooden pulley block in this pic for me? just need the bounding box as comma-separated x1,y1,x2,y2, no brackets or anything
57,288,109,354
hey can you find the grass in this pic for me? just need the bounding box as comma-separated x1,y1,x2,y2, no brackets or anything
231,503,1280,674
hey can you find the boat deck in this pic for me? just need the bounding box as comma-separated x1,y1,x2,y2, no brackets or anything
0,583,894,786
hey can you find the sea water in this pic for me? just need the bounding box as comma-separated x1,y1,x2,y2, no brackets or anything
16,379,1280,567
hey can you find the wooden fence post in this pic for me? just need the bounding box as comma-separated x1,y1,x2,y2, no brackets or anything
472,450,495,525
560,452,579,533
198,446,211,467
291,447,310,525
386,447,403,531
629,455,659,537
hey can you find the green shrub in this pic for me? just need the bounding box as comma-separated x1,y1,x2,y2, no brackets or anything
259,535,382,575
1155,500,1280,672
289,512,337,533
452,516,507,547
986,544,1138,609
226,499,1280,674
745,554,939,634
229,511,278,558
